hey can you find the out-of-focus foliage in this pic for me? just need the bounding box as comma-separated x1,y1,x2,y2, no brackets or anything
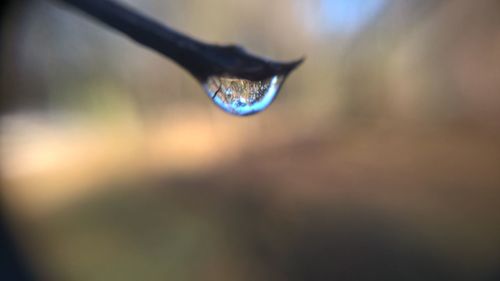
1,0,500,280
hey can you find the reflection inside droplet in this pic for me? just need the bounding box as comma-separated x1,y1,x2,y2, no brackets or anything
203,75,285,116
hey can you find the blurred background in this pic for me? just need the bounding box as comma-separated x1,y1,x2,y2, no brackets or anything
1,0,500,280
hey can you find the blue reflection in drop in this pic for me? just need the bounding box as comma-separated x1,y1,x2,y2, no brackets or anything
203,75,284,116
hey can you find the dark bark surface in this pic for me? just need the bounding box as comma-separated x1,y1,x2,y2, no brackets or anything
59,0,302,81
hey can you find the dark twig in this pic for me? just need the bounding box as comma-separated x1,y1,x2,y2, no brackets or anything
57,0,303,81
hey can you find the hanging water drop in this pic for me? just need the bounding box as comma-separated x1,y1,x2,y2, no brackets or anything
59,0,303,117
203,75,285,116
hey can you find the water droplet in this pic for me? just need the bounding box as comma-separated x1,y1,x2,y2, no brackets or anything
203,75,285,116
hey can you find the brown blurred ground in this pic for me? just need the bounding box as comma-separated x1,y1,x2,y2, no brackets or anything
2,0,500,280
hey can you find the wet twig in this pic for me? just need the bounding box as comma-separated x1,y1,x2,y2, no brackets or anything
58,0,302,81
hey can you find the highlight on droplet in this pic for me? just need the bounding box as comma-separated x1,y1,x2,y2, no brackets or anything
203,75,285,116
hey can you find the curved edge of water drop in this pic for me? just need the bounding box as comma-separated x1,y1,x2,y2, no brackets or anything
203,75,286,116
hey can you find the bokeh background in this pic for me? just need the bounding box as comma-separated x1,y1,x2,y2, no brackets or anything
2,0,500,280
